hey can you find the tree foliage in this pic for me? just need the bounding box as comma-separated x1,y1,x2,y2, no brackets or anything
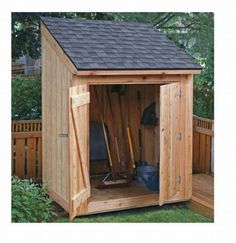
12,76,41,120
12,12,214,118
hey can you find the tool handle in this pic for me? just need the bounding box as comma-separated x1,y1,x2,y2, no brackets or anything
126,127,135,169
114,136,121,165
94,86,113,170
138,128,142,161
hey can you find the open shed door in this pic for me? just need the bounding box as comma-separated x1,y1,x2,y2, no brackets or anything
159,82,185,205
69,85,90,218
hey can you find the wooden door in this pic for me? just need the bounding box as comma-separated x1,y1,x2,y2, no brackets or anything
159,82,184,205
69,85,90,218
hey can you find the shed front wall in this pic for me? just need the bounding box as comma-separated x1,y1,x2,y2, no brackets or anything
42,33,72,210
71,74,193,216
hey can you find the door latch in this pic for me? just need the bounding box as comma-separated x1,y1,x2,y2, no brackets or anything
176,132,182,140
59,133,68,138
176,90,182,98
176,176,181,184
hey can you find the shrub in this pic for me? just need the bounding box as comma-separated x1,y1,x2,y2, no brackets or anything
12,75,41,120
11,177,56,222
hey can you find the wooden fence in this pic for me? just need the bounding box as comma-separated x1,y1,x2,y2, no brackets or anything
12,62,25,76
12,116,214,180
12,120,42,181
193,115,214,174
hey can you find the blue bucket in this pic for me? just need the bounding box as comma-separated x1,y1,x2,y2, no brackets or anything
136,165,159,191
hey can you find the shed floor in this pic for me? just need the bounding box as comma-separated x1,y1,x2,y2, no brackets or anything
188,173,214,219
87,177,159,214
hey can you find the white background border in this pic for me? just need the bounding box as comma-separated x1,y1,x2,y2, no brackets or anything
1,1,236,243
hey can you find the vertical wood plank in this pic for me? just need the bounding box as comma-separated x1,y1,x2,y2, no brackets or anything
42,36,47,182
199,134,206,173
56,54,62,195
46,39,52,186
205,135,211,174
193,131,200,173
37,137,42,179
169,82,181,198
61,65,70,200
12,138,15,174
51,45,57,191
129,85,141,163
26,138,36,178
178,75,194,200
159,84,170,205
15,139,25,178
142,85,156,166
154,85,160,165
184,75,193,199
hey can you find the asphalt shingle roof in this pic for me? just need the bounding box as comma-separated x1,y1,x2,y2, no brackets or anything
41,17,202,70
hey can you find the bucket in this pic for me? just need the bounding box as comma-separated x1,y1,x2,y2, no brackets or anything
136,165,159,191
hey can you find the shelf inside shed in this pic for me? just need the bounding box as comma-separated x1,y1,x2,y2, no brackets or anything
87,177,159,214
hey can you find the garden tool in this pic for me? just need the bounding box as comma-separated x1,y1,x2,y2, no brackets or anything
111,85,130,173
94,86,130,189
141,102,158,126
126,127,136,178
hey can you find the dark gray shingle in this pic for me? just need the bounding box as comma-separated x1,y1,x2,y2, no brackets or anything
41,17,201,70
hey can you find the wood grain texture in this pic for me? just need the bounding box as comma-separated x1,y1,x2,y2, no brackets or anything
187,173,214,220
191,174,214,209
37,137,42,179
76,69,201,76
69,83,90,218
79,75,181,85
193,115,213,174
184,75,193,200
159,84,170,205
15,139,25,178
89,85,160,173
41,30,71,210
26,138,36,178
86,178,159,215
159,82,186,204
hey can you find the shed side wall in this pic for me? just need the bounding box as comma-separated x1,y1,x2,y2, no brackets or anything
42,34,72,210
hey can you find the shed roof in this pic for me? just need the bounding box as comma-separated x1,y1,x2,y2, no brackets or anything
41,17,201,71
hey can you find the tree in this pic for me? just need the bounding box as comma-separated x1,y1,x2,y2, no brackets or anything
12,76,41,120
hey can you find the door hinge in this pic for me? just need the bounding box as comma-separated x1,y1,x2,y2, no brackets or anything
176,90,182,98
176,176,181,184
176,132,182,140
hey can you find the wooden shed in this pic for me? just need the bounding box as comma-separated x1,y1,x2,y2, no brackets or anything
40,17,201,219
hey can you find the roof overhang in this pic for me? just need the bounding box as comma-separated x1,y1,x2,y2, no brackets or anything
76,69,201,76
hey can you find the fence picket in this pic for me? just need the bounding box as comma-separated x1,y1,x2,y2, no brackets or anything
37,137,42,179
15,138,25,178
26,138,37,178
193,115,214,174
12,120,42,181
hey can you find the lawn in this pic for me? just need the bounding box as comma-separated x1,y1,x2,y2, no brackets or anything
55,204,213,223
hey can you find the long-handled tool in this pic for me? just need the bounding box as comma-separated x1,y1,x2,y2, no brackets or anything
126,127,136,178
111,85,130,172
94,86,130,189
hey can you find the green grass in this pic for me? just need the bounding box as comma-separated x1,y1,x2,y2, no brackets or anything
55,204,213,223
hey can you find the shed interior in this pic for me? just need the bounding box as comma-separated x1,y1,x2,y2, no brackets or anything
87,84,161,213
